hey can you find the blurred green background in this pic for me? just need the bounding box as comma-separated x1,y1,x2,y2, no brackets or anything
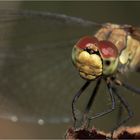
0,1,139,139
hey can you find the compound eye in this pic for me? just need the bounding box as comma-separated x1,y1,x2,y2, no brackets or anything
76,36,98,49
98,41,118,58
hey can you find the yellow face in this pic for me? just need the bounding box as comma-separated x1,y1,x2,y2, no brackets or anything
72,36,119,80
72,45,102,80
72,36,103,80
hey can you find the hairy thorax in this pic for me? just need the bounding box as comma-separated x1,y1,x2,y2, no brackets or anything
95,23,140,73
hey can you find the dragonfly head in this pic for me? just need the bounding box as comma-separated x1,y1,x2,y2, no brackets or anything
72,36,119,80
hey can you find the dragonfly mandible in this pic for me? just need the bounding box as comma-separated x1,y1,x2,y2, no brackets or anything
0,8,139,132
72,23,140,135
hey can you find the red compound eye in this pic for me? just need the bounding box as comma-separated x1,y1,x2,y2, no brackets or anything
76,36,98,49
98,41,118,58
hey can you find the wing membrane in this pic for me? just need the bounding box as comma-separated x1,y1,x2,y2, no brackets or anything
0,9,101,27
0,8,101,124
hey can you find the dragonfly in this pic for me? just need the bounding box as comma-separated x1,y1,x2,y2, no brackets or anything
0,8,139,131
71,22,140,135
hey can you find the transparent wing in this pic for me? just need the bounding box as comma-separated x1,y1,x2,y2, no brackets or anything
0,8,101,124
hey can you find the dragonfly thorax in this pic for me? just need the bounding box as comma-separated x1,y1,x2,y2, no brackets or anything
72,36,119,80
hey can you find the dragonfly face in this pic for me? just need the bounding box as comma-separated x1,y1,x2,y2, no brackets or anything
72,36,119,80
71,22,140,135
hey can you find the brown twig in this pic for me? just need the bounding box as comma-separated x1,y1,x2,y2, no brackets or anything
65,126,140,139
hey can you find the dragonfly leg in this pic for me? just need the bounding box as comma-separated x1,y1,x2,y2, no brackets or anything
111,86,134,135
87,82,115,120
114,79,140,94
83,78,101,127
116,101,123,125
113,80,123,124
122,81,140,94
72,81,90,128
86,82,116,139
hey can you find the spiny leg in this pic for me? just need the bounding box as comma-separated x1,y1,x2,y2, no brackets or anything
116,101,123,125
84,81,116,139
72,81,90,127
112,85,124,124
111,86,133,134
83,78,101,127
88,82,115,120
121,81,140,94
113,79,139,125
114,79,140,94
